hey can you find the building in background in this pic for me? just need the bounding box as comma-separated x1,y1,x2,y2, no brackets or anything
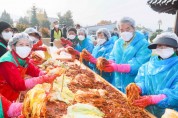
84,23,117,35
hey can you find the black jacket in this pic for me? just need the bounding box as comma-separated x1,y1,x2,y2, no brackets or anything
0,37,8,57
62,27,67,38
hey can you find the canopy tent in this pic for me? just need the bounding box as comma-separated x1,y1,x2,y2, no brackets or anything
147,0,178,35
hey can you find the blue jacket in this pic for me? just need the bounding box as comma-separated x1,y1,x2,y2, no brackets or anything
75,37,94,53
110,36,118,44
90,39,114,83
135,56,178,117
109,31,151,93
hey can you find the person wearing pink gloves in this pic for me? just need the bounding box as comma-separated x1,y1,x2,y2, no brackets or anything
0,94,22,118
0,33,57,102
126,32,178,117
82,28,115,83
98,17,151,93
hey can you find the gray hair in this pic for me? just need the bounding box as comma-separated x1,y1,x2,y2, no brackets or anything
96,28,111,39
77,28,88,37
8,32,33,49
117,17,136,28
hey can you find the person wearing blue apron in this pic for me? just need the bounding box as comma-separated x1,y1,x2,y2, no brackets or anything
81,28,114,83
75,28,94,53
99,17,151,93
126,32,178,117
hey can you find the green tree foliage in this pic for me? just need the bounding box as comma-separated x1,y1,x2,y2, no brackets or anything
57,10,74,28
16,24,29,32
0,10,13,25
16,17,30,32
150,29,163,42
37,10,50,29
156,29,163,34
30,6,39,27
18,17,30,25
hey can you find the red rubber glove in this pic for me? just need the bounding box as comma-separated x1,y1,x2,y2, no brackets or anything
25,75,57,89
32,40,43,50
33,46,47,51
66,46,80,56
102,63,130,73
61,38,73,47
7,103,22,117
82,52,96,64
88,56,97,64
133,94,166,108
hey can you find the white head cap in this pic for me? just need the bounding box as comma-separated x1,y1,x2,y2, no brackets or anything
24,27,41,37
96,28,111,40
8,32,33,49
154,32,178,43
149,32,178,49
77,28,87,37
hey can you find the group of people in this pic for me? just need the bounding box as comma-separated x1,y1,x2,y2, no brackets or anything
0,16,177,117
0,21,60,117
54,17,178,117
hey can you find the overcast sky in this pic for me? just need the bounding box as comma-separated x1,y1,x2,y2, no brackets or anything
0,0,176,31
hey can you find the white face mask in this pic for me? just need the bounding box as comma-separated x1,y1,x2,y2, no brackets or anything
78,35,85,41
16,46,32,59
29,36,39,44
2,31,13,41
97,38,106,46
120,32,133,42
54,25,59,28
68,35,76,40
154,47,174,59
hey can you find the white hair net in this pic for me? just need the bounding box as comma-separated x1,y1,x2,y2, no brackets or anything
118,17,136,28
24,27,41,37
8,32,33,48
96,28,111,39
153,32,178,43
77,28,88,36
24,27,38,34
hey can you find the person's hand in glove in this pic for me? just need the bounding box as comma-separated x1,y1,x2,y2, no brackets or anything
66,46,80,59
7,103,23,117
101,62,131,73
39,70,47,76
80,49,96,64
25,74,58,89
33,46,47,51
32,40,48,52
32,40,43,50
61,38,73,47
133,94,166,108
0,94,22,118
